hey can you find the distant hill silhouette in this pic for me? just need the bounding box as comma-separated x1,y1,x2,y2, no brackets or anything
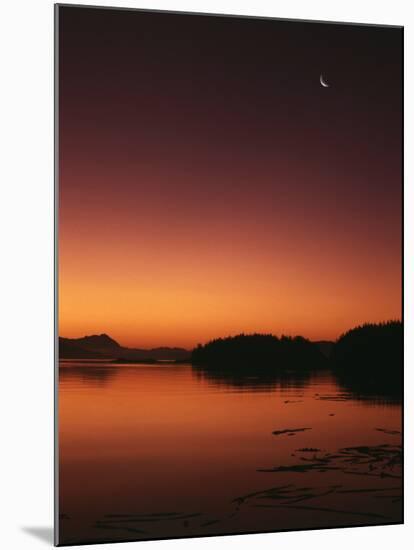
60,334,121,358
191,333,327,370
59,334,190,362
331,321,402,401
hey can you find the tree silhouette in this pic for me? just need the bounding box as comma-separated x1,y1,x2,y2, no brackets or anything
331,320,402,401
192,333,327,371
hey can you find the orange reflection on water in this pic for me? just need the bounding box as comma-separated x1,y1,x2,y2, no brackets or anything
58,364,402,545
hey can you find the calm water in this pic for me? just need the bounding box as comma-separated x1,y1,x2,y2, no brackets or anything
58,363,402,545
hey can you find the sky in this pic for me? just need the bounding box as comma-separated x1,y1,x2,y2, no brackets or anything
58,6,402,349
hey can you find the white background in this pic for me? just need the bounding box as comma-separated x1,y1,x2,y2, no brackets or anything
0,0,412,548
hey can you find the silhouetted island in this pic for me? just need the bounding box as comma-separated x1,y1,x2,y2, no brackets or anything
331,320,402,401
191,333,328,370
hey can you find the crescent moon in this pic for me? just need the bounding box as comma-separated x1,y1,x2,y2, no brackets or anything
320,74,330,88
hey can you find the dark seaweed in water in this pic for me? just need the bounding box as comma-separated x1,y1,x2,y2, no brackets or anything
272,428,312,436
88,442,401,539
239,443,402,521
375,428,401,435
257,444,402,478
296,448,322,452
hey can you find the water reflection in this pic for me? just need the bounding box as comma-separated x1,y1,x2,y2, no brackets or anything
333,369,402,405
192,363,402,404
192,364,313,391
58,363,402,545
59,365,119,386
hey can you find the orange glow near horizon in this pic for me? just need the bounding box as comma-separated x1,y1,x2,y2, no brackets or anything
58,170,401,349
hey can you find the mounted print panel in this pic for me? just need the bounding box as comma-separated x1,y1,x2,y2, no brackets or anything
56,4,403,546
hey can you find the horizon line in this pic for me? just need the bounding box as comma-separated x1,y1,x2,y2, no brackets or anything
59,319,402,350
